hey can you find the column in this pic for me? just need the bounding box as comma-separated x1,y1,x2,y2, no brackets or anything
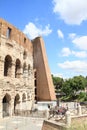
9,98,14,117
65,110,71,127
77,104,82,116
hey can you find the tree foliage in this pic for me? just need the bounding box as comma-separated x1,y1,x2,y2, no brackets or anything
78,92,87,101
62,75,87,100
52,75,87,101
52,75,64,89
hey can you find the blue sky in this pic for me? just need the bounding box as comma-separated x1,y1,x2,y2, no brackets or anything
1,0,87,78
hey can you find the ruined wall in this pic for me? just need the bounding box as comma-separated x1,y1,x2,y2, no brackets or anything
32,37,56,101
0,18,35,118
42,120,68,130
0,18,33,53
0,18,56,118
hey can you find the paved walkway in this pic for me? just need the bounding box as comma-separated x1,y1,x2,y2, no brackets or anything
0,116,44,130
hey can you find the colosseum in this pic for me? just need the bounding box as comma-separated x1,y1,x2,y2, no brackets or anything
0,18,56,118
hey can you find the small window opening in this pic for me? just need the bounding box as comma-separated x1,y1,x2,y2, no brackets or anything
24,37,26,43
6,27,11,39
35,88,37,95
35,80,37,87
34,71,37,78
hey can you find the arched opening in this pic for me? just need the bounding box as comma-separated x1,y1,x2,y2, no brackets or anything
23,63,26,73
4,55,12,77
14,94,20,114
2,93,11,117
22,93,27,110
28,64,30,71
23,62,27,78
23,50,27,59
27,93,30,100
22,93,26,102
28,93,32,101
28,64,30,75
15,59,21,78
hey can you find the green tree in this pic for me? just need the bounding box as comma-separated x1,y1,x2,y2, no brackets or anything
61,79,73,100
52,75,63,89
61,75,87,101
71,75,86,91
78,92,87,101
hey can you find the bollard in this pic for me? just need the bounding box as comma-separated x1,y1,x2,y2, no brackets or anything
77,104,82,116
46,109,50,119
65,110,71,127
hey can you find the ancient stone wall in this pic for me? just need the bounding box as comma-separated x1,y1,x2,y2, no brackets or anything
0,18,33,53
0,18,56,118
0,18,35,118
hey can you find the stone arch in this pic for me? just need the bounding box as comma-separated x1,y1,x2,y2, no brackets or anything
23,50,27,59
23,62,27,73
27,93,32,101
14,93,20,113
15,59,21,78
2,93,11,117
22,93,26,102
4,55,12,77
23,62,27,78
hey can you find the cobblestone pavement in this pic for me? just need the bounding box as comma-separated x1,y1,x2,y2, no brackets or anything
0,116,44,130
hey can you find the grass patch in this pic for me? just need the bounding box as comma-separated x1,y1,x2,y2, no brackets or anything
68,117,87,130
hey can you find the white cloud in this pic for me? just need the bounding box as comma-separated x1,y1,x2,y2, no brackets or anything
58,60,87,73
57,29,64,39
53,0,87,25
61,47,71,56
52,73,63,78
72,36,87,50
72,51,87,58
23,22,52,39
61,47,87,58
68,34,87,51
68,33,76,39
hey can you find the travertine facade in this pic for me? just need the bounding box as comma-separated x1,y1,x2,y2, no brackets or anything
0,18,56,118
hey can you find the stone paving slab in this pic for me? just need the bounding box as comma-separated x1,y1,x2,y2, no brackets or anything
0,116,44,130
